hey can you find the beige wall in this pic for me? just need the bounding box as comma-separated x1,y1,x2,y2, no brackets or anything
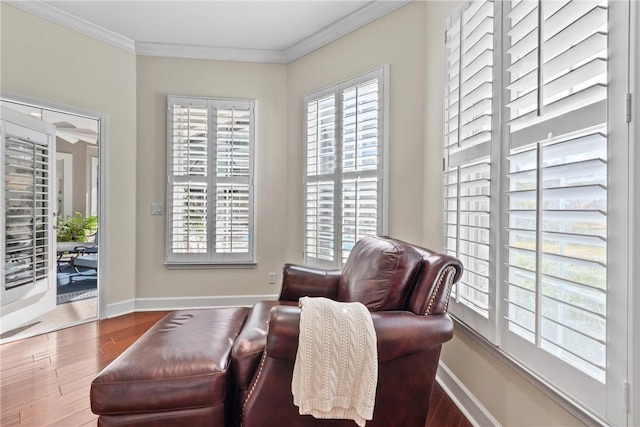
423,2,585,426
286,1,428,259
444,331,586,426
1,3,137,305
135,56,288,298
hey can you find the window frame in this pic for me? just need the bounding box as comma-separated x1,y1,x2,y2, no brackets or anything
165,95,256,267
302,66,389,269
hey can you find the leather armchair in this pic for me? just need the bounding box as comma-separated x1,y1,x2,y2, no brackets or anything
90,235,462,427
232,236,463,427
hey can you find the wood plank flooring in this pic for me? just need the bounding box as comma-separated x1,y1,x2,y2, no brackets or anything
0,311,168,427
1,311,472,427
427,382,473,427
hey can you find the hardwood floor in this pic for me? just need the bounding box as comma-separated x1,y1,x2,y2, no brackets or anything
0,311,168,427
1,311,472,427
427,381,474,427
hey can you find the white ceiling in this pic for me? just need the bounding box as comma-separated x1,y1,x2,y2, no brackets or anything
10,0,409,63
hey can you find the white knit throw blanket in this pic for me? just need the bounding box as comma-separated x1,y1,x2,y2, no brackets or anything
292,297,378,427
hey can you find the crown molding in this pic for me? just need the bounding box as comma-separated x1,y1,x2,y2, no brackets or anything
135,42,288,64
283,0,411,63
6,0,136,54
6,0,410,64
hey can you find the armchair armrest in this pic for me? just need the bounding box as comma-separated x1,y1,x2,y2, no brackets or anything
278,263,341,302
408,251,463,316
266,306,454,362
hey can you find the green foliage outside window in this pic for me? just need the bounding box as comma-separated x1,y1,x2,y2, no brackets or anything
56,212,98,242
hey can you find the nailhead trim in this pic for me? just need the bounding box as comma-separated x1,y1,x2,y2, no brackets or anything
425,266,456,315
241,350,268,426
443,267,456,313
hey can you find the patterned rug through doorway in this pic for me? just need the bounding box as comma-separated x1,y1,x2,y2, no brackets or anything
57,266,97,305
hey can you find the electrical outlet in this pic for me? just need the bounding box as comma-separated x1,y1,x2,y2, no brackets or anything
268,272,277,285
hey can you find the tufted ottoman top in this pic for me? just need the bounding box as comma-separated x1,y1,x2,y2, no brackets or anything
90,307,249,415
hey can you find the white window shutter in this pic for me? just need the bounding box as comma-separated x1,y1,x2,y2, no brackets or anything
4,136,51,288
305,181,335,262
340,77,381,264
214,105,252,254
303,68,388,268
443,0,496,340
445,0,629,422
501,0,621,418
304,94,336,264
341,176,378,264
169,101,209,259
166,97,255,265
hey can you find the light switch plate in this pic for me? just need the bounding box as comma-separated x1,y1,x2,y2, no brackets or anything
151,203,164,215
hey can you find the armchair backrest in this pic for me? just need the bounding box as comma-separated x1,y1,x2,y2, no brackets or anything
338,236,423,311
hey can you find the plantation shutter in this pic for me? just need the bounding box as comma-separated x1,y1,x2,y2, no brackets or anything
303,68,387,268
3,132,51,301
502,0,616,415
167,96,255,265
444,0,628,422
168,99,209,262
340,77,381,265
443,0,497,340
304,93,337,264
215,103,253,255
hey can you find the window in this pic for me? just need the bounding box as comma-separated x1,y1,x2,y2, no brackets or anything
166,96,255,265
443,0,496,339
444,1,630,424
303,67,388,268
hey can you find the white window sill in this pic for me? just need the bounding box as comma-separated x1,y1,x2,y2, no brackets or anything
165,262,257,270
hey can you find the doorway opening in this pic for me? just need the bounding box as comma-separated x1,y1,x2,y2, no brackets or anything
1,98,103,342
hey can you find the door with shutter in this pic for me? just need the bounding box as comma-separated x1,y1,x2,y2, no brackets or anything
0,107,57,335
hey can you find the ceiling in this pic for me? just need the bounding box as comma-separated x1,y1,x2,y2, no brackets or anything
9,0,409,63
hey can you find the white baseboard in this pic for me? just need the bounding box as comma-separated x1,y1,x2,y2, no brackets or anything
105,299,135,318
436,362,501,427
106,294,279,316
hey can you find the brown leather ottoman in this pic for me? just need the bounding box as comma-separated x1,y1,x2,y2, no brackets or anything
91,307,249,427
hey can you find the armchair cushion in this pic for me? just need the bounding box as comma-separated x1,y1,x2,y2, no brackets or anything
338,236,423,311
